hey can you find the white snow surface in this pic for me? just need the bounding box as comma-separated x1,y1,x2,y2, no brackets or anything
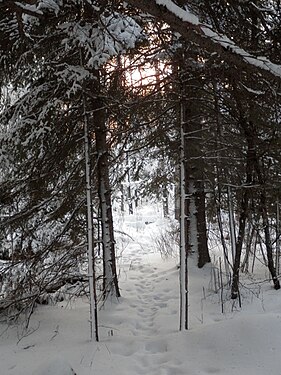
1,203,281,375
155,0,199,25
33,359,76,375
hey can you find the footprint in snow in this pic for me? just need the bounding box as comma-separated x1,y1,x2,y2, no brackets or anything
145,340,168,354
32,359,76,375
155,302,168,308
204,367,222,374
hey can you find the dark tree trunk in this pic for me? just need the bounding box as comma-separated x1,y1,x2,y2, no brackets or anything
182,71,210,267
260,191,280,290
231,189,250,299
231,117,254,299
241,221,255,273
195,180,211,268
96,130,120,297
126,154,134,215
92,95,120,298
163,186,169,217
174,168,181,221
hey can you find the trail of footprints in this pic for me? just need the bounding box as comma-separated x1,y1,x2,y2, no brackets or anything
127,263,183,375
130,264,167,337
110,261,182,373
111,261,221,375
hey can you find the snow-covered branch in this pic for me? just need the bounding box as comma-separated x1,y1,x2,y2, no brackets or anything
126,0,281,80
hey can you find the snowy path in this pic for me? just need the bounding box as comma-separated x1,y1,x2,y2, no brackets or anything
129,265,184,375
126,264,164,337
98,210,184,375
108,256,184,375
2,207,281,374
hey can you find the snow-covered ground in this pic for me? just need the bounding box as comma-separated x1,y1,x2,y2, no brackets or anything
1,203,280,375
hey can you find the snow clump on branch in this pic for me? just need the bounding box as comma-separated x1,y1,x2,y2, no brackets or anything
60,12,143,69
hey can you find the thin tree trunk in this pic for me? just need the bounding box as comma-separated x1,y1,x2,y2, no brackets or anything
257,231,268,265
163,186,169,217
188,180,198,254
276,199,280,275
231,188,249,299
216,202,231,282
251,231,258,273
91,83,120,298
174,167,181,221
93,96,120,298
179,99,188,331
126,153,134,215
80,49,99,341
120,183,125,213
84,116,99,341
196,180,210,268
212,81,230,280
231,117,254,299
241,220,255,273
260,191,280,290
228,186,237,267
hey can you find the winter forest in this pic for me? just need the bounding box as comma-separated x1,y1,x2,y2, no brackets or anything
0,1,281,374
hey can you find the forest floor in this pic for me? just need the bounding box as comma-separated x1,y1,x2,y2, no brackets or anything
1,203,281,375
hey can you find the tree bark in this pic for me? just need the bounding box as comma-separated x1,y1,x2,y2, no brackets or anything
80,48,99,341
182,71,210,267
179,100,188,330
94,113,121,298
231,117,254,299
231,189,250,299
195,180,210,268
260,191,280,290
91,88,120,298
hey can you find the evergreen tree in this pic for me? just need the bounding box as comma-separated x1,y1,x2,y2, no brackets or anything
0,0,142,318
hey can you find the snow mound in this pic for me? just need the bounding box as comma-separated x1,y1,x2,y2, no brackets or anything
32,358,76,375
